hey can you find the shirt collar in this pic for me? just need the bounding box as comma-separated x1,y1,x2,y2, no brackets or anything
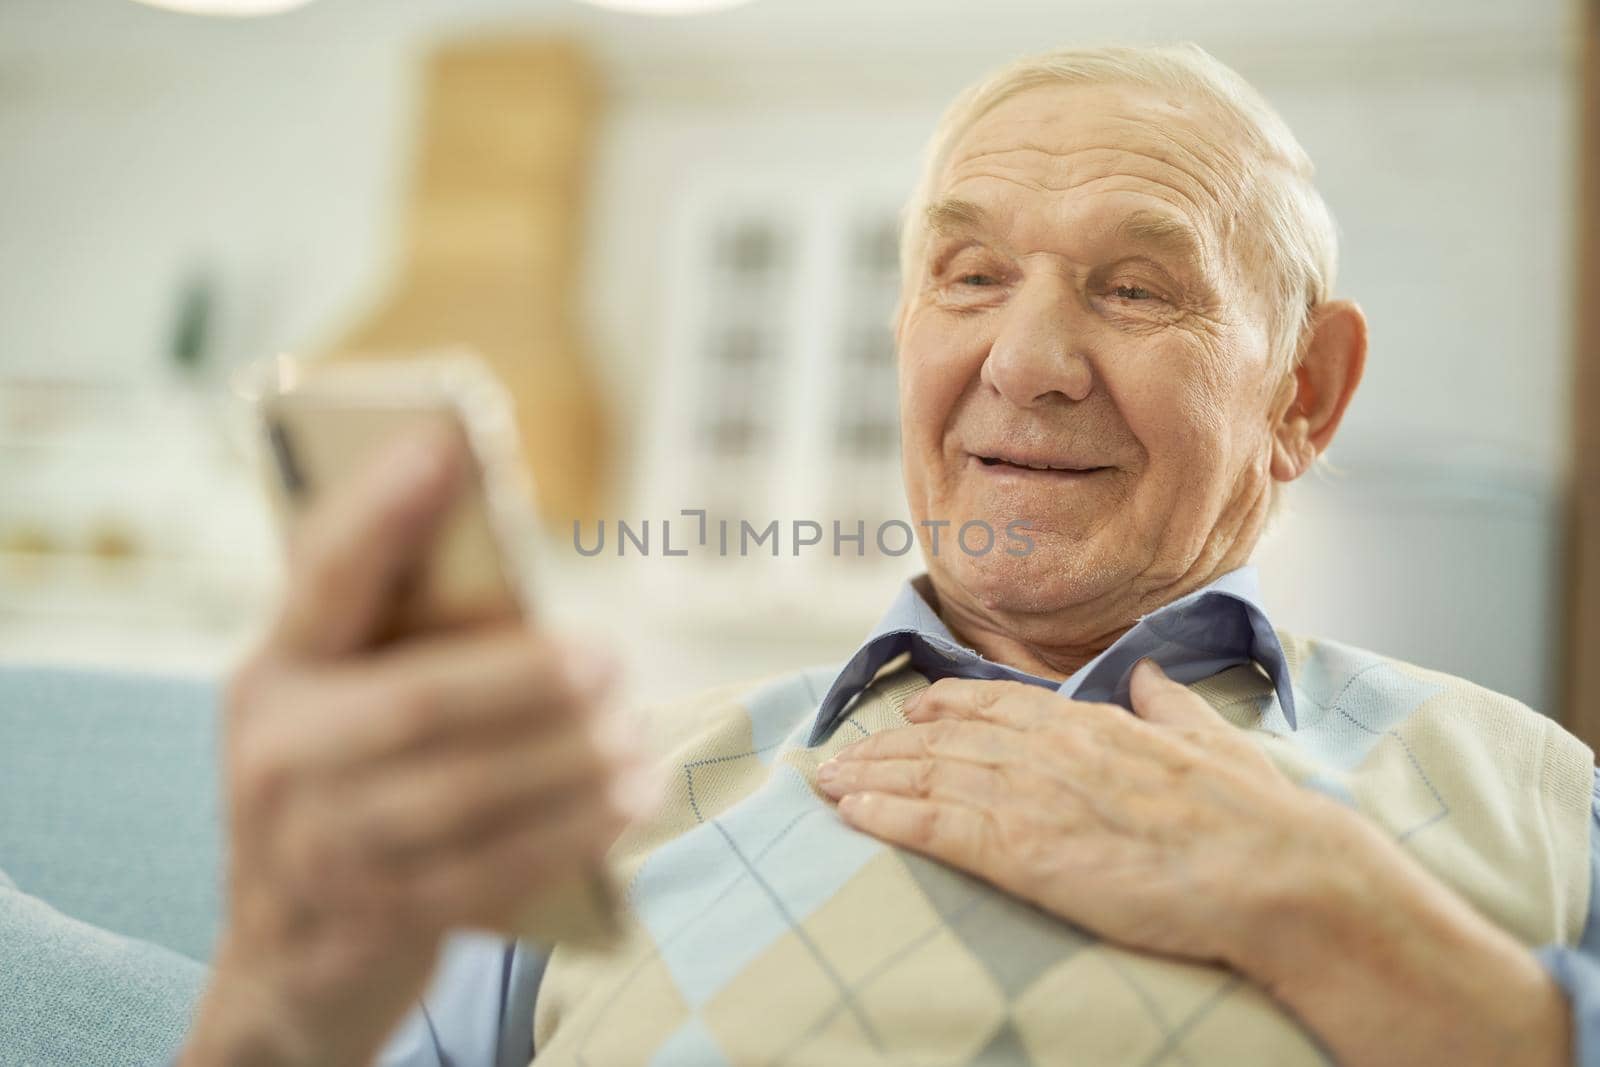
808,565,1295,746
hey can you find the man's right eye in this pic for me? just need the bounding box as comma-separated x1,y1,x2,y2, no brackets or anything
958,274,996,286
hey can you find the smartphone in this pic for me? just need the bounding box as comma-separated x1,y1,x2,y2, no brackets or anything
248,352,622,947
255,355,538,636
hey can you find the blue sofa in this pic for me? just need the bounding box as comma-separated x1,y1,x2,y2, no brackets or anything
0,666,223,1066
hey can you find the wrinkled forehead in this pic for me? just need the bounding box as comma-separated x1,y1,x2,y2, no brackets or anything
932,82,1252,260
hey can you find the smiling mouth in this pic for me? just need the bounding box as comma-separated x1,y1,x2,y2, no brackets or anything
974,455,1110,475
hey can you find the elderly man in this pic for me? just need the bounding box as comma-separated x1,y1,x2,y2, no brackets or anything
179,43,1600,1067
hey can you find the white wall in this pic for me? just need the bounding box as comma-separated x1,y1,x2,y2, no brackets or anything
0,0,1580,710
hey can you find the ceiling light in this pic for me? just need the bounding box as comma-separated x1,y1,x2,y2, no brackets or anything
128,0,318,15
577,0,758,13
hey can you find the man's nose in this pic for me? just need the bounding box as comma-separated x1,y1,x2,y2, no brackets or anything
980,276,1094,407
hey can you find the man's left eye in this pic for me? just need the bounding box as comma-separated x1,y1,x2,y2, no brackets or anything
1111,284,1156,301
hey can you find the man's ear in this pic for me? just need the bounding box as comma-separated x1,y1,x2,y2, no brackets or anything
1270,299,1367,483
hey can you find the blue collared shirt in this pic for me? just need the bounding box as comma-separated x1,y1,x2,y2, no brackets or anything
381,567,1600,1066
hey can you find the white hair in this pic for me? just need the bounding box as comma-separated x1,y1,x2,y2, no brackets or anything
899,42,1339,371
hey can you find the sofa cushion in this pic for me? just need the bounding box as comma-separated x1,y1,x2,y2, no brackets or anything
0,880,206,1066
0,665,223,962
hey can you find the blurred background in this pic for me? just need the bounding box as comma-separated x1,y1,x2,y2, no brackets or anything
0,0,1588,720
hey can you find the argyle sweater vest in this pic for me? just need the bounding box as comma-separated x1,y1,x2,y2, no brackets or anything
530,633,1595,1066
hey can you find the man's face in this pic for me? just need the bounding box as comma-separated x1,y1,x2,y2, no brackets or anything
898,82,1287,618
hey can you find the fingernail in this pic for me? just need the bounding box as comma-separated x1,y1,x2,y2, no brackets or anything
816,759,838,782
901,691,925,715
1133,657,1162,680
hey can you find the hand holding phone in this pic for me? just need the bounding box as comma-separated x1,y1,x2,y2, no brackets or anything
250,354,632,948
180,351,636,1067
